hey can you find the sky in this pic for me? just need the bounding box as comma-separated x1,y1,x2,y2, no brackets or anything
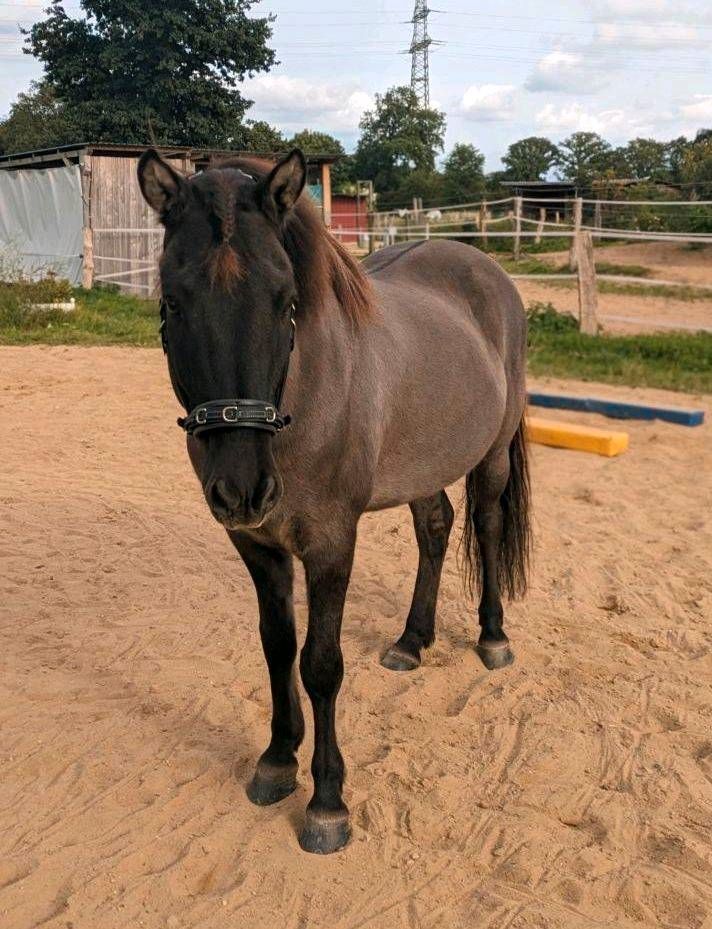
1,0,712,170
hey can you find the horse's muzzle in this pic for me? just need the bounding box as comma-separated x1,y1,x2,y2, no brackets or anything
205,473,280,529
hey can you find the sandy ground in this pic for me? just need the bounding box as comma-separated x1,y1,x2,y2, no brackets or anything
1,347,712,929
515,279,712,335
538,242,712,287
515,242,712,334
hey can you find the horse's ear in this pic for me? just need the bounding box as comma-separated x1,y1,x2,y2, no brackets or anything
259,149,307,219
137,149,187,219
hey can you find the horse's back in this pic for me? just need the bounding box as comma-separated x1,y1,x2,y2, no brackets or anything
365,239,526,362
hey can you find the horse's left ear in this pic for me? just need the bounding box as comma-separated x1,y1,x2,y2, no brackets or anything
259,149,307,219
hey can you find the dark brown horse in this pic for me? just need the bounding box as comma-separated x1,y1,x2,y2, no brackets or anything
138,148,531,854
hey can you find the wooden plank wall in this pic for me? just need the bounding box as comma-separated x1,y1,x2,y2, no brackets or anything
89,154,185,295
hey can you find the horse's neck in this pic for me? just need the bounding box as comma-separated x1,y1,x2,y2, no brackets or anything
277,293,360,465
290,297,355,407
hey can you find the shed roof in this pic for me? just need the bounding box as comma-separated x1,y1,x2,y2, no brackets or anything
0,142,341,170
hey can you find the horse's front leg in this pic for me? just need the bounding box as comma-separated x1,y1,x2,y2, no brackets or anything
229,532,305,805
298,534,356,854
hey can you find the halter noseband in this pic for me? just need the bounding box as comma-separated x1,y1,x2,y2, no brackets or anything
159,298,296,437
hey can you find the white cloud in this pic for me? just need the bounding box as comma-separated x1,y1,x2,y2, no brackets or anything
591,0,672,16
594,21,705,49
679,94,712,123
458,84,516,121
244,75,372,132
535,102,651,137
526,49,601,94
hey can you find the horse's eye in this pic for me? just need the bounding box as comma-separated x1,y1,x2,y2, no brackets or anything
164,296,180,315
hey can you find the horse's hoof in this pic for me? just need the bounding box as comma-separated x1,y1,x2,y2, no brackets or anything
298,810,351,854
380,646,420,672
476,641,514,670
246,761,298,806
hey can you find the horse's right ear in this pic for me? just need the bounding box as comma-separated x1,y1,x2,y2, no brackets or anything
137,149,187,220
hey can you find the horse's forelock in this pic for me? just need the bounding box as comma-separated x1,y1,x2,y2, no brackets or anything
198,171,245,290
205,156,374,323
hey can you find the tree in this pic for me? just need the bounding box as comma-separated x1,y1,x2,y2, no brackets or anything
616,138,670,179
680,135,712,196
666,136,691,183
241,120,286,153
24,0,275,147
442,143,484,202
502,136,559,180
556,132,613,185
288,129,344,155
0,82,75,154
287,130,355,191
353,86,446,194
380,169,444,210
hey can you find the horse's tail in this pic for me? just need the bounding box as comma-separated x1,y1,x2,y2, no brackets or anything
462,414,532,600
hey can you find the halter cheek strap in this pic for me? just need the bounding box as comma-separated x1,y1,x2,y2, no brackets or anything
160,299,296,437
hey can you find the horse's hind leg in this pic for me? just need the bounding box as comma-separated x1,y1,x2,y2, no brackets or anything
470,448,515,670
229,533,305,806
381,491,454,672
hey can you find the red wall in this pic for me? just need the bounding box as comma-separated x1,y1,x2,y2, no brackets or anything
330,195,368,244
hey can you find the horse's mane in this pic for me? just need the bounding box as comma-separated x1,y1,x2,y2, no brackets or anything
209,155,374,326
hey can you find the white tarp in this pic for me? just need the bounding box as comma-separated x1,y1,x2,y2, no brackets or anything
0,164,84,285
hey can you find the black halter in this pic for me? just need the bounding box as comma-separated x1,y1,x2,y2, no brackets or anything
159,299,296,437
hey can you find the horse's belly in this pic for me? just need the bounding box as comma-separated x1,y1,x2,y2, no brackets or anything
366,345,508,510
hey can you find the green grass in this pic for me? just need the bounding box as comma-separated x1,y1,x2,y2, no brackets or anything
594,261,651,278
0,285,159,346
527,302,712,393
531,277,712,302
494,255,652,278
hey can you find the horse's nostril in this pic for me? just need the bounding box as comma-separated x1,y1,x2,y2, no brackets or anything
256,475,278,511
210,478,236,515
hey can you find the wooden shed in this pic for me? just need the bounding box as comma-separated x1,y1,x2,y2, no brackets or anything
0,142,338,294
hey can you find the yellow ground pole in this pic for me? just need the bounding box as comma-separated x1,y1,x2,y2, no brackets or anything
526,417,629,457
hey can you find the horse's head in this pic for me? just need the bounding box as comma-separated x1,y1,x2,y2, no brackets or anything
138,148,306,529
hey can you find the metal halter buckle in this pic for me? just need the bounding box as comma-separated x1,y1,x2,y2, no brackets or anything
222,406,240,423
195,408,208,425
265,406,276,423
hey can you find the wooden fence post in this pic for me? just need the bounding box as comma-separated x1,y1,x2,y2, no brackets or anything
569,197,583,271
80,157,94,289
82,228,94,290
535,207,545,244
480,201,488,249
513,196,522,260
594,198,602,235
576,231,599,335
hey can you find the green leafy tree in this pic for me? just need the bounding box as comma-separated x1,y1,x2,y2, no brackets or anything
0,82,75,154
556,131,613,185
353,86,446,194
680,135,712,196
288,129,344,155
287,129,355,190
442,143,484,201
380,169,444,210
24,0,275,147
666,136,691,183
241,120,286,153
502,136,559,180
616,138,670,179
